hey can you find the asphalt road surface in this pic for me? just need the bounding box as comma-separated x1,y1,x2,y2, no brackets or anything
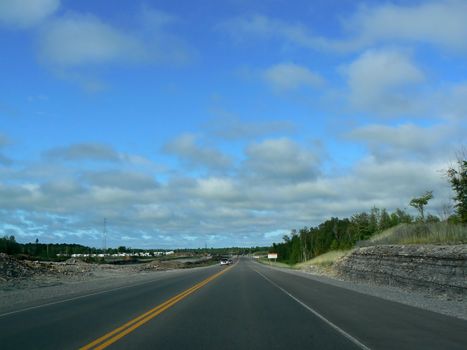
0,257,465,349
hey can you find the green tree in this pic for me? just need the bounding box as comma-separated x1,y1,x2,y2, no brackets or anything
393,208,413,224
409,191,433,221
426,214,440,223
368,207,380,234
0,235,21,254
350,212,371,240
379,209,392,231
447,157,467,223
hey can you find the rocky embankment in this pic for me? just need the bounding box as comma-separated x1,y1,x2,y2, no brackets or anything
335,245,467,299
0,253,213,287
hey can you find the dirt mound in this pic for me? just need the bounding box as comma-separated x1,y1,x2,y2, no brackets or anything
0,253,35,281
0,254,94,282
64,257,87,265
136,259,185,272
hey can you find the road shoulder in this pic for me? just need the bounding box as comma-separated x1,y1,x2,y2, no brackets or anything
255,260,467,321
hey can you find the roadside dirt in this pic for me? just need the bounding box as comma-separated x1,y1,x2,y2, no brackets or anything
0,253,213,290
0,253,216,314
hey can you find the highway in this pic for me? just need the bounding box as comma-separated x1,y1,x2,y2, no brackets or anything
0,257,465,349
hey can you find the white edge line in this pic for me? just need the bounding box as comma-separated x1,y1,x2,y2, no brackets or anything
253,268,371,350
0,279,157,319
0,265,217,319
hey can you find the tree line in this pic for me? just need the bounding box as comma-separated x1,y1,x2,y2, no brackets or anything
0,237,97,259
0,235,269,260
272,155,466,264
271,207,423,264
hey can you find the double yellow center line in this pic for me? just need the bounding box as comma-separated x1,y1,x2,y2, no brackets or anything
80,265,234,350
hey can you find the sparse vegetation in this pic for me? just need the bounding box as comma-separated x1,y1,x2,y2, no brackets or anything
268,221,466,271
364,223,467,246
295,250,350,269
257,258,293,269
409,191,433,221
447,154,467,223
271,207,414,264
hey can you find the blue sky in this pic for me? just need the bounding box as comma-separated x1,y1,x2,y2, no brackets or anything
0,0,466,248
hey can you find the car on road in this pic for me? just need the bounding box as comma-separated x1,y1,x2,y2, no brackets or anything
220,258,230,265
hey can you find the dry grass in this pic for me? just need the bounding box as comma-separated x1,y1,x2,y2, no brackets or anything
366,222,467,246
295,250,351,269
257,258,293,269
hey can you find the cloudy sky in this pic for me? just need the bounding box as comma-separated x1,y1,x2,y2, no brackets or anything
0,0,466,249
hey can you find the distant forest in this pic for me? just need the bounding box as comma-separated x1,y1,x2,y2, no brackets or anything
0,239,126,259
0,236,266,260
270,207,427,264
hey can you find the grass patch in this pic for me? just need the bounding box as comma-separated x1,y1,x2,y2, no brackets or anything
365,222,467,246
256,251,351,271
295,250,351,269
257,258,294,269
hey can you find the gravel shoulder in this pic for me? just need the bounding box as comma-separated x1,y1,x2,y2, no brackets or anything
257,261,467,321
0,254,215,315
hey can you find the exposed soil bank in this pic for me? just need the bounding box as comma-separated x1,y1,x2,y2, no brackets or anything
335,245,467,299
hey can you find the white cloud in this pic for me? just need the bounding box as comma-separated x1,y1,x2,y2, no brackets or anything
35,8,195,90
439,83,467,120
244,138,320,183
219,14,320,48
39,14,145,67
0,0,59,29
347,123,464,161
192,177,240,201
221,1,467,53
44,143,122,162
340,158,450,208
83,171,159,191
164,134,232,170
0,133,460,248
344,0,467,52
342,49,425,115
262,63,323,91
0,155,455,248
207,116,295,140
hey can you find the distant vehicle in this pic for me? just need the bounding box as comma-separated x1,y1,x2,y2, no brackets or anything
220,258,230,265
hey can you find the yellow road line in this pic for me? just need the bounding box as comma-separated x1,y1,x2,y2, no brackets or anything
80,265,234,350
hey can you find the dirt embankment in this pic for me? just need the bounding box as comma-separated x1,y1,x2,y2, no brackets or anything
0,253,213,287
335,245,467,299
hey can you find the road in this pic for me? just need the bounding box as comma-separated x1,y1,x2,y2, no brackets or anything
0,257,465,349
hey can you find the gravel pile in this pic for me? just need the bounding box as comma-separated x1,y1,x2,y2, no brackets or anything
0,254,98,284
0,253,36,281
0,254,213,284
136,260,186,272
49,259,94,276
0,253,53,281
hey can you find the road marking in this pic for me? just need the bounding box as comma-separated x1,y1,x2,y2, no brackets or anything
0,270,192,319
80,264,235,350
253,268,371,350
